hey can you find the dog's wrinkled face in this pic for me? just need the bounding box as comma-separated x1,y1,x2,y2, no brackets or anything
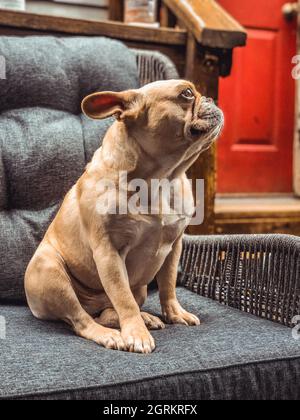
82,80,224,155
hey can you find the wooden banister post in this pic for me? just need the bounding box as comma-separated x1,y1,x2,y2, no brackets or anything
185,33,219,235
160,2,177,28
109,0,124,22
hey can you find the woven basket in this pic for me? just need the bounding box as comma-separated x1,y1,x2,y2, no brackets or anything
179,234,300,327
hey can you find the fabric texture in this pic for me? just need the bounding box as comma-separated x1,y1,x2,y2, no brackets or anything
0,288,299,400
0,36,139,301
134,49,179,85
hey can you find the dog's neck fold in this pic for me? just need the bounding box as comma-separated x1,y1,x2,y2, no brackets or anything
94,121,202,182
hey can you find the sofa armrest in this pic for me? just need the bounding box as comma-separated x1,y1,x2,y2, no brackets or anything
179,234,300,327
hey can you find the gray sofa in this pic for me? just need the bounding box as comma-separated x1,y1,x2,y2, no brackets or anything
0,37,299,400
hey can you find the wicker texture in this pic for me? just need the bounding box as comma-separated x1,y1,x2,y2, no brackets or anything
179,234,300,327
134,49,179,86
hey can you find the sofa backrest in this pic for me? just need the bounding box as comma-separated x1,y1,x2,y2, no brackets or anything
0,36,139,302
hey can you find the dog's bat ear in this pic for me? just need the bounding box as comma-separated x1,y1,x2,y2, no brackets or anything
81,91,140,121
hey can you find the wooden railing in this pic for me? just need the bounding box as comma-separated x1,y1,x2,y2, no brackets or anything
163,0,246,48
0,0,247,235
109,0,246,47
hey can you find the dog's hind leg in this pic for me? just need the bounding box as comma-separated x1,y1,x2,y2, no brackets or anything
25,243,126,351
96,286,165,330
141,312,165,330
96,309,165,330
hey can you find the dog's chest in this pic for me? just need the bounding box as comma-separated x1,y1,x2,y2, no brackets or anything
158,213,187,241
153,215,186,258
121,213,187,286
129,213,187,259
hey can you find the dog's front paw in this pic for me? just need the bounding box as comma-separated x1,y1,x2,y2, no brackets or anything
162,300,201,326
79,323,126,351
122,321,156,354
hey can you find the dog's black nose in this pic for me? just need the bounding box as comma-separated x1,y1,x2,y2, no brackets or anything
199,97,218,120
202,96,214,104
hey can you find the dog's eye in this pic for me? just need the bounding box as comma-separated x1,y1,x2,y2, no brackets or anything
180,88,195,100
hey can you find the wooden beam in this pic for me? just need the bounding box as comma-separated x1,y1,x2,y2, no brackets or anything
216,215,300,236
109,0,124,22
160,3,177,28
163,0,247,48
0,9,187,46
215,196,300,235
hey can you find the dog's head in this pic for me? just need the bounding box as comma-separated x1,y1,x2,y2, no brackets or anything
82,80,224,155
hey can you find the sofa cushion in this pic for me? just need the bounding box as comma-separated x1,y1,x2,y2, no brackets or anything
0,37,138,114
0,36,139,302
0,288,299,400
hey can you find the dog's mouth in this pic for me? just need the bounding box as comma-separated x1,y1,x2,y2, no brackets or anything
187,97,224,142
189,125,209,137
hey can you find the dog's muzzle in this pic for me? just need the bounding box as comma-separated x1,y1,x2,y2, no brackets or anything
189,97,224,139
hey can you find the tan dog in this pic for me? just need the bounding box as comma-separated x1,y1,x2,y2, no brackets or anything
25,80,223,354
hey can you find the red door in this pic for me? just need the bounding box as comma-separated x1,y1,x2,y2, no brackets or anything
217,0,297,193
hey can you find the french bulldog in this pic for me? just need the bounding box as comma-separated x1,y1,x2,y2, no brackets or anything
25,80,224,354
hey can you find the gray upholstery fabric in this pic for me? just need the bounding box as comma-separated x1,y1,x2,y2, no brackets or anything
0,288,299,400
0,36,139,301
134,49,179,85
0,37,138,114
